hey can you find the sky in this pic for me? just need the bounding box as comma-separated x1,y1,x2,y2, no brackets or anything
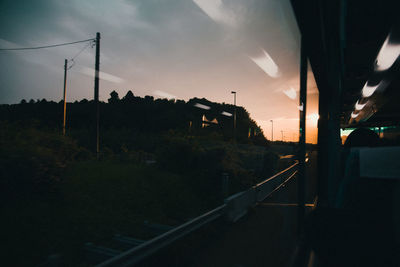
0,0,319,143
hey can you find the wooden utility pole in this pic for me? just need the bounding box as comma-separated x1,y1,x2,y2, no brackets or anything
62,59,68,135
94,32,100,158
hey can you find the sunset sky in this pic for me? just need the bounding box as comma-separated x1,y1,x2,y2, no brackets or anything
0,0,319,143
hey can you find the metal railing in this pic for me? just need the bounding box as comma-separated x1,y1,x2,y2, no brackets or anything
97,161,298,267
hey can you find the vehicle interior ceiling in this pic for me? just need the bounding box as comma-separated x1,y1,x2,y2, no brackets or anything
291,0,400,265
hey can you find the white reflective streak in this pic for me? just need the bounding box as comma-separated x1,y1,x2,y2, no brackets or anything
355,100,367,110
192,0,235,26
221,111,232,117
80,67,124,83
194,103,211,110
298,103,303,111
362,82,380,97
0,38,22,49
153,90,176,99
351,112,359,119
249,49,281,78
375,33,400,71
283,87,297,100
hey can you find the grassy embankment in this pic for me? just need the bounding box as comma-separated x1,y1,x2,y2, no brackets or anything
1,122,285,265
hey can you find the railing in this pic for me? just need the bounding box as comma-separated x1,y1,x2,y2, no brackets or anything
97,161,299,267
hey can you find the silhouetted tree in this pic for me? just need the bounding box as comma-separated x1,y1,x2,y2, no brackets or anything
144,95,154,102
108,91,120,104
20,99,26,104
123,91,135,102
2,94,267,150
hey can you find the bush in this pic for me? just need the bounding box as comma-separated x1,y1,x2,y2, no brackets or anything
0,121,92,200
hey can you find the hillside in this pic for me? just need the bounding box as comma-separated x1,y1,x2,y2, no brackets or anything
0,91,267,152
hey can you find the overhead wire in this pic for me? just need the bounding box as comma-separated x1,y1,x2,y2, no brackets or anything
71,40,94,61
67,40,95,69
0,38,95,51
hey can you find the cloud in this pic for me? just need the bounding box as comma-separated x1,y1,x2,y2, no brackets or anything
192,0,236,26
249,49,281,78
221,111,232,116
194,103,211,110
283,87,297,100
153,90,176,99
80,66,124,83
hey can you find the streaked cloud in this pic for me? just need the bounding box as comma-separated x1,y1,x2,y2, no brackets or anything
362,82,380,97
192,0,236,26
194,103,211,110
80,66,124,83
355,100,367,110
249,49,281,78
0,38,22,49
283,87,297,100
375,32,400,71
153,90,176,99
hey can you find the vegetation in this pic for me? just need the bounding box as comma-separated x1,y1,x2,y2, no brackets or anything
0,92,294,266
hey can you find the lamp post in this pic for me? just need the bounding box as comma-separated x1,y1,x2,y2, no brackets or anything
231,91,236,141
270,120,273,141
62,59,68,136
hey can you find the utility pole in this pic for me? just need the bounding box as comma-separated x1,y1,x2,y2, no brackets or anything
231,91,236,141
281,130,284,141
62,59,68,136
270,120,273,141
94,32,100,158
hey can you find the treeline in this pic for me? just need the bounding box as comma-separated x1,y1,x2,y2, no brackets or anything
0,90,268,152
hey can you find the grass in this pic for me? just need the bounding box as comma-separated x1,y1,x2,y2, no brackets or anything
2,160,209,266
0,124,282,266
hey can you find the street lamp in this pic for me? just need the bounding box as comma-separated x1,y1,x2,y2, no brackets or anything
231,91,236,140
270,120,273,141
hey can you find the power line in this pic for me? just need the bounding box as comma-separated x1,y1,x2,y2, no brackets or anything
0,38,95,51
67,40,95,69
71,40,94,61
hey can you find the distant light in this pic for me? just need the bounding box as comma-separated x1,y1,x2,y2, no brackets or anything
221,111,232,117
355,100,367,110
283,87,297,100
351,112,359,119
375,33,400,71
249,49,281,78
153,90,176,99
362,82,380,97
194,103,211,110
